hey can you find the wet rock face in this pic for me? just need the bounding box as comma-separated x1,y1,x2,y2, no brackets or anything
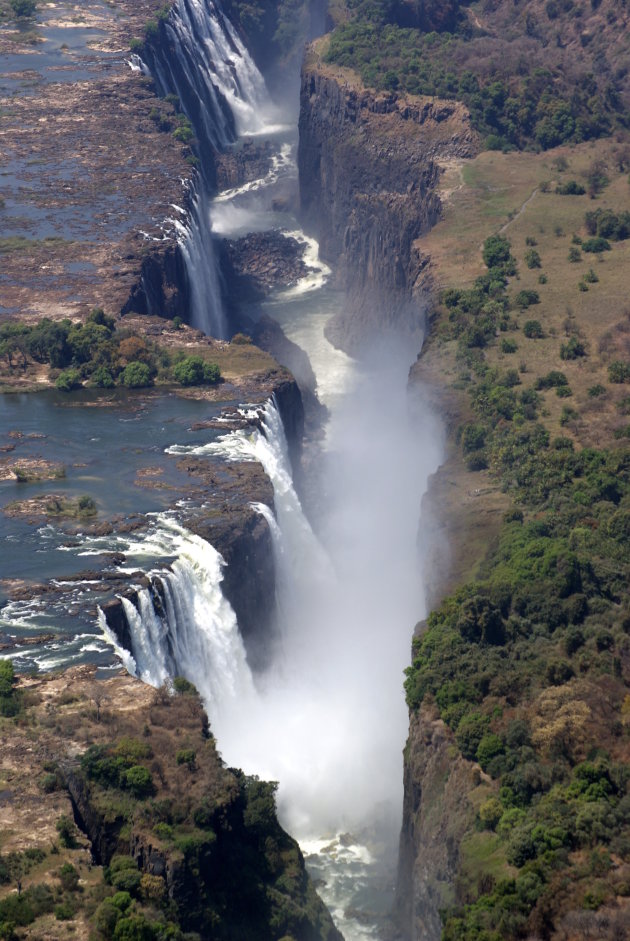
215,140,276,191
297,60,478,354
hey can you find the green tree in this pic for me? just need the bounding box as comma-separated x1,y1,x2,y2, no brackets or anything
173,356,220,386
10,0,36,18
121,362,152,389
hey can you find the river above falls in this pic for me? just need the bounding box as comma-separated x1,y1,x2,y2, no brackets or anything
0,388,237,671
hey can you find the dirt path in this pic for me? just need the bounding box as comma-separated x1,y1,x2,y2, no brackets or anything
499,186,539,233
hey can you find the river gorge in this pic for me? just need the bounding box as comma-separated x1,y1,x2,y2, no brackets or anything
0,0,485,937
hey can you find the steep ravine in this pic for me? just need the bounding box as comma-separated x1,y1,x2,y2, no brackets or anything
295,50,483,940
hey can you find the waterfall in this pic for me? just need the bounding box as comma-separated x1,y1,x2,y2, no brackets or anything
101,515,257,718
139,0,280,338
170,186,227,336
144,0,277,151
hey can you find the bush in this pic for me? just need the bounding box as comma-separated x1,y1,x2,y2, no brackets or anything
55,369,82,392
608,361,630,383
121,362,152,389
54,902,74,921
582,237,611,253
122,765,154,798
10,0,37,17
92,366,115,388
456,713,490,760
560,337,586,360
523,320,544,338
477,734,505,771
175,749,196,770
58,863,79,892
55,816,77,849
556,180,586,195
111,870,142,896
0,661,21,718
172,676,198,696
501,338,518,353
479,797,503,829
172,356,220,386
482,235,513,269
524,249,541,269
515,290,540,308
568,246,581,262
535,370,568,390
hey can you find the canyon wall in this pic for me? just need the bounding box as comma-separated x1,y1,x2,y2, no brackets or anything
298,48,477,354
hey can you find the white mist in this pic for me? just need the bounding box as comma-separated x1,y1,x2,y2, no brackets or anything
211,337,442,843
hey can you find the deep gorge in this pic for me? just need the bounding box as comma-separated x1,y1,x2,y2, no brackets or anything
5,1,629,939
0,0,455,936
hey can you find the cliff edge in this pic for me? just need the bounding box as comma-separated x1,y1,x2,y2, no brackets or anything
297,42,477,355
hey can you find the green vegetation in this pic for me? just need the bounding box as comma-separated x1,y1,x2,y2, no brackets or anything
556,180,585,196
0,309,222,391
0,660,21,718
172,355,220,386
9,0,36,18
407,232,630,937
81,739,155,798
323,0,625,151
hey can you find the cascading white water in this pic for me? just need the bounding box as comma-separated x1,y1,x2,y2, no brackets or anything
166,381,442,845
100,515,257,718
170,186,227,336
140,0,283,337
147,0,278,149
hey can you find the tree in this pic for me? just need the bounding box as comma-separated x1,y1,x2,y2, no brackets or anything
121,362,152,389
172,356,220,386
482,234,512,269
10,0,36,18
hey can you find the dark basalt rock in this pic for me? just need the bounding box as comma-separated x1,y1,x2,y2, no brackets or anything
223,230,309,300
215,140,276,191
297,60,478,354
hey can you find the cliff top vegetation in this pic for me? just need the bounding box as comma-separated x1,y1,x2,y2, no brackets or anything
406,125,630,937
323,0,630,151
0,664,339,941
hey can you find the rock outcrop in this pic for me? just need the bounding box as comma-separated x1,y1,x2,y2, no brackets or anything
2,666,342,941
395,701,477,941
298,48,477,354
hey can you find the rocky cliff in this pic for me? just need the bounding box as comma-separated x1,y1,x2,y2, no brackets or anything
298,45,477,354
0,665,341,941
395,700,478,941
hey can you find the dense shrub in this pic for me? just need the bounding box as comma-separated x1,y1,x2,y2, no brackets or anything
55,369,82,392
121,362,152,389
556,180,586,195
515,289,540,308
560,337,586,360
523,320,544,338
172,356,220,386
582,236,611,253
608,361,630,383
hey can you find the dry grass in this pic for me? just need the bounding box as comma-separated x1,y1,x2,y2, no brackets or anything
418,134,630,449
